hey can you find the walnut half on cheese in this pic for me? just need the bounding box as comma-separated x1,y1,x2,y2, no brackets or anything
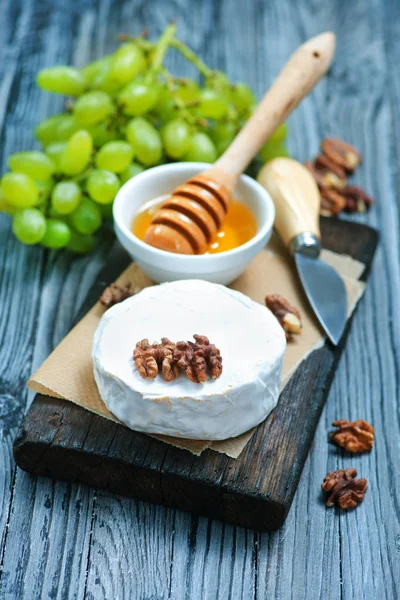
92,280,286,440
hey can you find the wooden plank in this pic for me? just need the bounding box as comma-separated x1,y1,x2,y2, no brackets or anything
0,0,399,598
13,217,379,534
299,0,400,598
0,2,111,597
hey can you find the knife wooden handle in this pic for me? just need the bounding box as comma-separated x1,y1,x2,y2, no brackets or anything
257,158,321,248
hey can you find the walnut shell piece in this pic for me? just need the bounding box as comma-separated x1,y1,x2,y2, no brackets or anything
319,187,347,216
133,339,159,379
100,282,139,309
265,295,302,341
341,185,374,214
174,335,223,383
134,335,222,383
159,337,180,382
304,160,346,190
174,341,207,383
315,154,348,182
330,419,374,453
133,338,180,382
321,138,362,172
193,334,223,379
322,468,368,509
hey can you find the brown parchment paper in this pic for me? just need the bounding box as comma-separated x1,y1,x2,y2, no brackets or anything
28,235,365,458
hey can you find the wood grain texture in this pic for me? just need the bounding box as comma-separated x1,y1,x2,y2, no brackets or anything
0,0,399,598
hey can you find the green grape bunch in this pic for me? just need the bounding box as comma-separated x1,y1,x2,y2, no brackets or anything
0,23,289,253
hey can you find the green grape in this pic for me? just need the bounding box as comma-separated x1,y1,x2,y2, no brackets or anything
12,208,46,244
111,43,146,85
198,89,229,119
73,91,114,126
95,141,134,173
35,114,79,146
51,181,81,214
259,140,289,163
82,56,115,82
41,219,72,249
120,162,145,184
211,121,237,143
154,85,170,107
36,66,87,96
268,122,288,144
67,231,97,254
155,97,179,123
175,79,200,104
98,201,114,220
210,121,237,156
1,173,38,208
87,121,120,147
126,118,162,166
81,58,107,82
83,56,115,91
0,189,17,214
161,119,190,159
183,132,217,163
87,169,120,204
55,115,81,141
230,82,256,111
206,70,230,91
215,138,232,156
45,142,67,172
118,81,160,116
89,59,123,95
8,151,55,181
36,178,55,203
35,115,66,146
70,197,102,234
60,130,93,175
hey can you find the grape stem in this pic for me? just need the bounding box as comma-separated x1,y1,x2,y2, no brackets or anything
116,33,155,52
150,22,177,71
170,39,212,77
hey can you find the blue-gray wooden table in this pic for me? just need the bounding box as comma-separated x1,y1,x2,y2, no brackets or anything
1,0,399,598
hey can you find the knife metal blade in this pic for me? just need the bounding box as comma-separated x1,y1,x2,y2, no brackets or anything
294,252,347,345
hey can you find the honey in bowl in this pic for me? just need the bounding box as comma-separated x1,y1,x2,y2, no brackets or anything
132,196,257,254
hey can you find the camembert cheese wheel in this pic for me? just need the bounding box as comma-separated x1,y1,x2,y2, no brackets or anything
92,279,286,440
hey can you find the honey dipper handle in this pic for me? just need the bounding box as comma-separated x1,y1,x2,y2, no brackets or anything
207,32,336,189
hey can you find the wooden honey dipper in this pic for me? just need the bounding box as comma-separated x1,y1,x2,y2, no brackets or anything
145,32,336,255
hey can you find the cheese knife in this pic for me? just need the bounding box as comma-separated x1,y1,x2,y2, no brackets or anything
258,157,347,345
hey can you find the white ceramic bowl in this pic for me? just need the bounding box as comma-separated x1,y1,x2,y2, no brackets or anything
113,162,275,285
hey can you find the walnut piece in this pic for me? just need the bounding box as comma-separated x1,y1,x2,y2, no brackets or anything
134,335,222,383
174,334,223,383
133,338,180,382
341,185,374,213
174,341,206,383
320,187,347,216
321,138,362,172
330,419,374,453
305,137,373,218
322,468,368,509
315,154,348,182
133,339,159,379
100,282,139,308
265,295,301,341
304,160,346,191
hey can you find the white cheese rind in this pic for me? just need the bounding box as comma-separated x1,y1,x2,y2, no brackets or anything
92,280,286,440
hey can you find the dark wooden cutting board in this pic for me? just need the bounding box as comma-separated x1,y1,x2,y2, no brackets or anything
13,218,378,532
